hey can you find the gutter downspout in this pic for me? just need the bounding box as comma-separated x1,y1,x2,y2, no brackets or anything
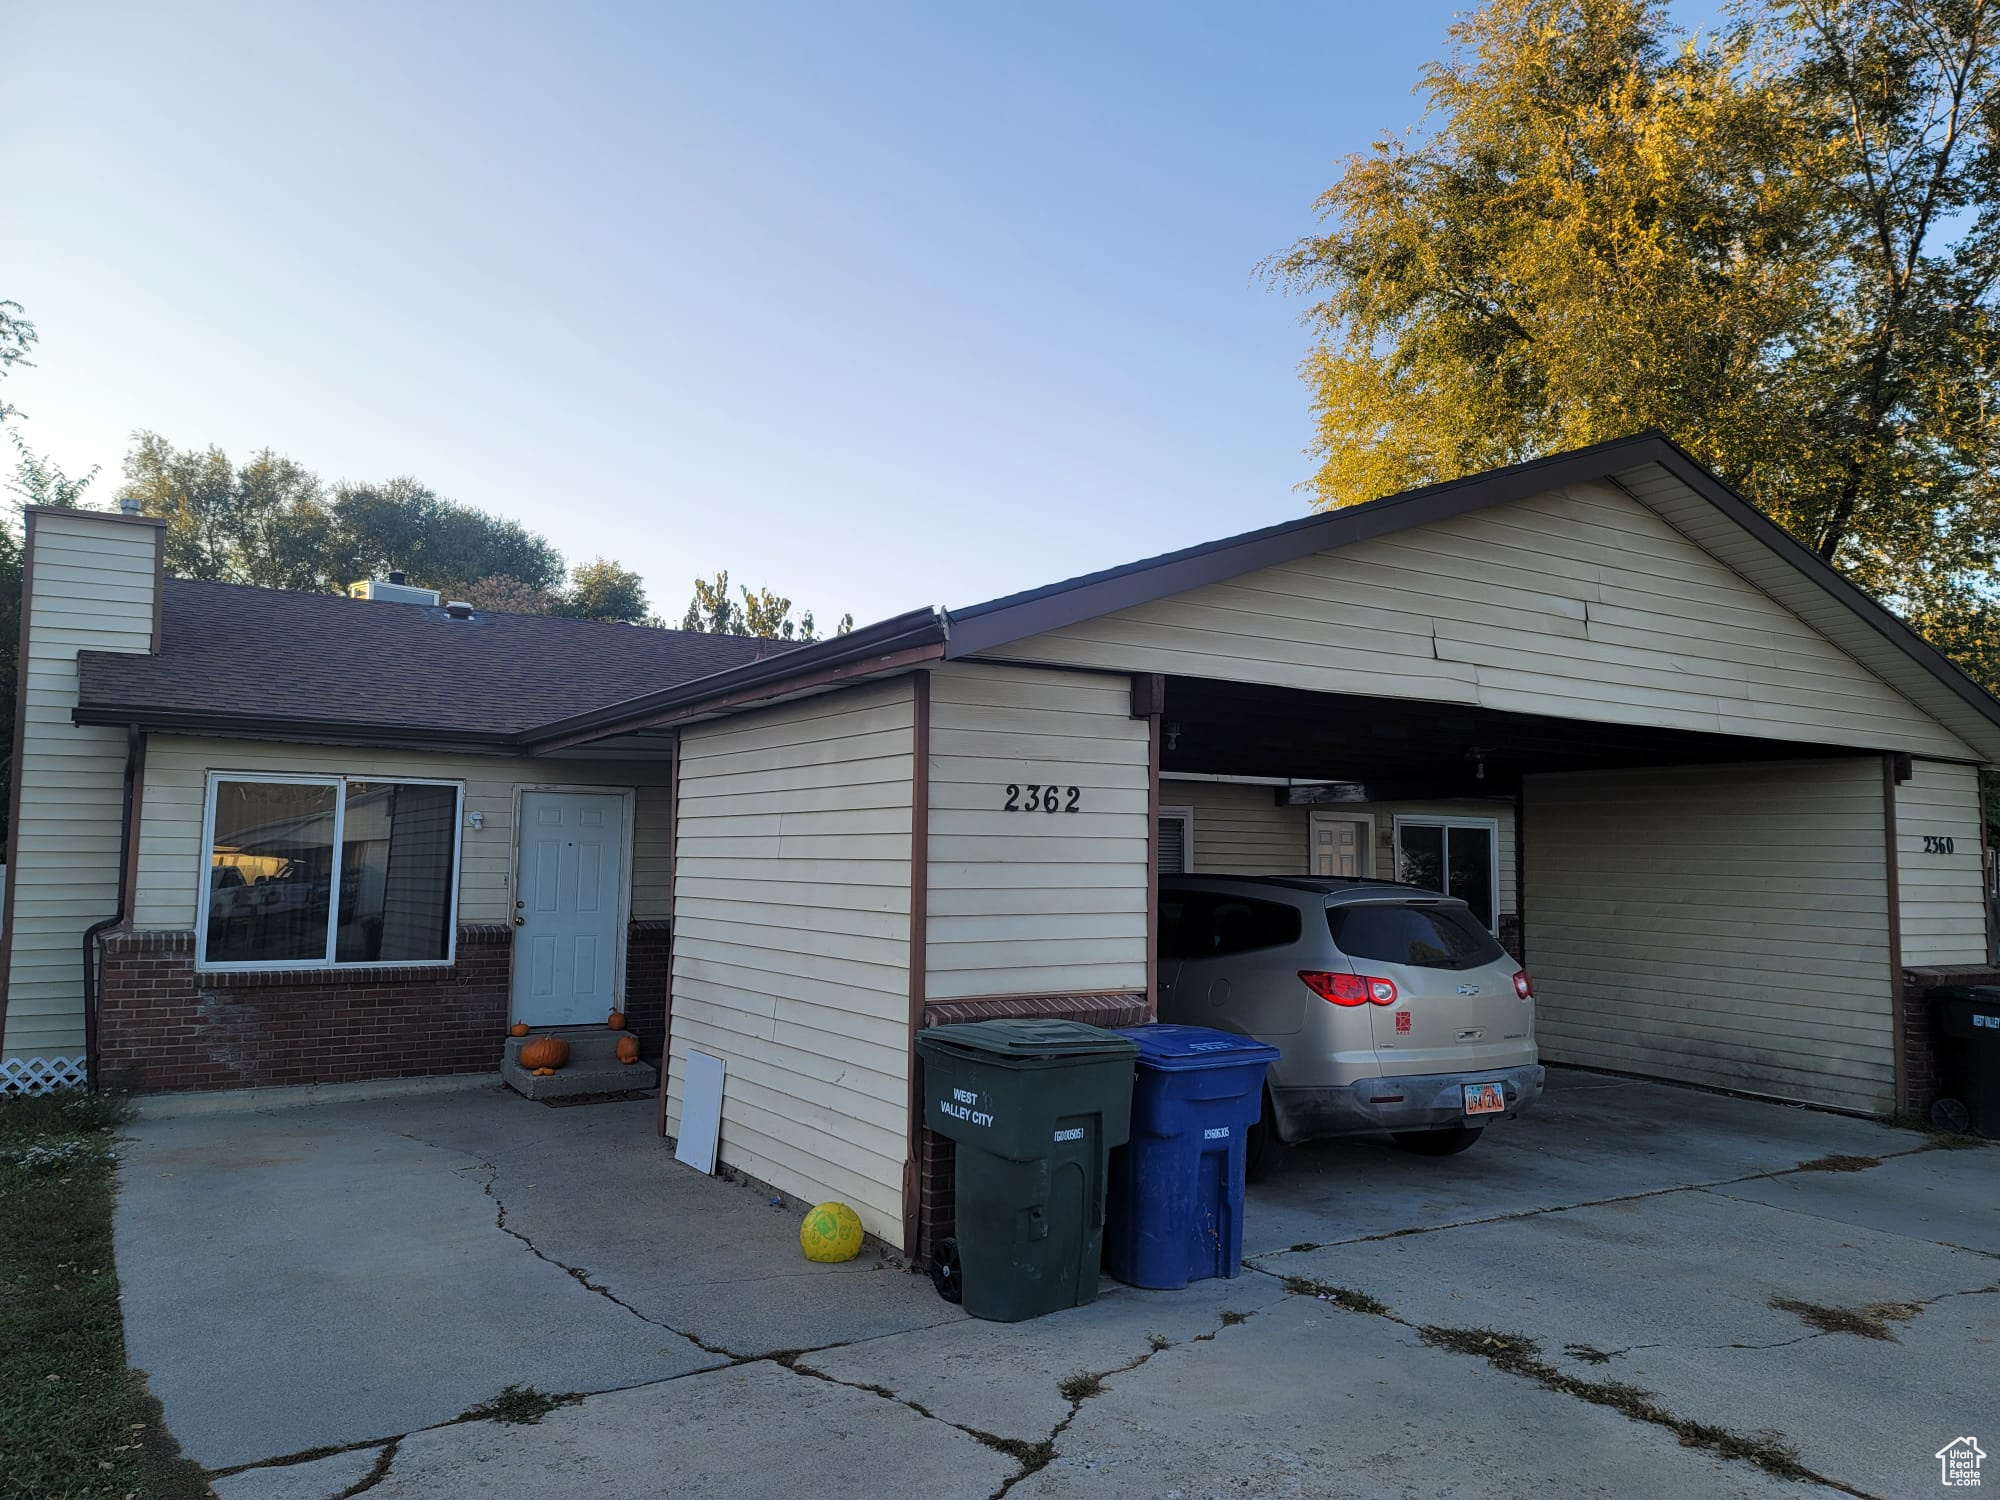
80,724,140,1091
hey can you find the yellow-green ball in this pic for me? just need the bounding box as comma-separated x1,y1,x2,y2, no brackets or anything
800,1201,864,1263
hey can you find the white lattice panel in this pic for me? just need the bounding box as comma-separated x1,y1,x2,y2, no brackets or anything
0,1056,87,1095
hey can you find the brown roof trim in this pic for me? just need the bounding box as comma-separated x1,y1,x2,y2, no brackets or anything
522,608,947,754
1608,442,2000,739
71,702,521,753
937,433,2000,742
943,436,1663,654
21,504,167,530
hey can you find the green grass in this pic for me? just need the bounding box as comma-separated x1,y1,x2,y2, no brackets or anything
0,1089,212,1500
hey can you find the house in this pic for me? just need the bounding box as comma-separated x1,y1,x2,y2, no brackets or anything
3,433,1996,1263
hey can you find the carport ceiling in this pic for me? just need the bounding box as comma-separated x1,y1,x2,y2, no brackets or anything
1160,676,1870,797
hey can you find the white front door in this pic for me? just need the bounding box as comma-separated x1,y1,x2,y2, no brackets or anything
1309,813,1372,878
513,791,627,1025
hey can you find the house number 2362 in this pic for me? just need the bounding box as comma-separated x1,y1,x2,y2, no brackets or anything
1004,784,1081,813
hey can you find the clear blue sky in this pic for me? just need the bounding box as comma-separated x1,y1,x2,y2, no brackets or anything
7,1,1470,627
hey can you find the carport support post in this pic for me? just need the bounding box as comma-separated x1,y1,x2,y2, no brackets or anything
1132,673,1165,1021
656,730,680,1141
902,671,932,1258
1883,753,1909,1115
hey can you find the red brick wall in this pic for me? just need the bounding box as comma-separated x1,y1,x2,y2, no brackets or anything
915,990,1149,1264
1899,964,2000,1119
95,926,514,1094
625,921,671,1064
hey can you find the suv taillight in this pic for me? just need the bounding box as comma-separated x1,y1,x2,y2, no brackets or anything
1513,969,1534,1000
1299,971,1397,1006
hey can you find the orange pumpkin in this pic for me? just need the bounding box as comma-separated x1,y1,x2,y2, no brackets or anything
606,1009,627,1031
518,1035,570,1071
509,1022,530,1037
616,1035,640,1065
531,1066,554,1077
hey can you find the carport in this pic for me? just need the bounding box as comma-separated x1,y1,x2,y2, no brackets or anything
527,432,2000,1259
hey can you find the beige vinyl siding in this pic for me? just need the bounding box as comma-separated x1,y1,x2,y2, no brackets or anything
1169,782,1304,876
3,513,159,1060
668,680,915,1242
983,482,1974,761
926,662,1150,1000
1163,780,1519,915
1526,759,1893,1114
134,739,673,931
1897,759,1989,966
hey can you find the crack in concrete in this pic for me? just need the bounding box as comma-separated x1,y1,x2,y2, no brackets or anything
468,1155,750,1361
983,1304,1270,1500
1723,1281,2000,1351
331,1438,400,1498
1244,1138,1974,1264
1694,1183,2000,1261
1274,1282,1879,1497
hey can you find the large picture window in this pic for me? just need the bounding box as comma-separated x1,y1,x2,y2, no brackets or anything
199,775,464,969
1393,816,1499,930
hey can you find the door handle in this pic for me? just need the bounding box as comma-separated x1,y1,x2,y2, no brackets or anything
513,916,526,927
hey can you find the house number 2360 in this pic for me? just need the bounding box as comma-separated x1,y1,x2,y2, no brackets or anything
1004,784,1081,813
1923,835,1956,854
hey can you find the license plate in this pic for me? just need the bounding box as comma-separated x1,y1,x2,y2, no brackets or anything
1462,1082,1506,1116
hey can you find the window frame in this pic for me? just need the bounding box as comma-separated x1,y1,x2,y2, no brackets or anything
1157,805,1194,875
1391,814,1501,932
195,771,466,973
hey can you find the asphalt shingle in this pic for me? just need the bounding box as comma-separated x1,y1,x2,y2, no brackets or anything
76,578,799,740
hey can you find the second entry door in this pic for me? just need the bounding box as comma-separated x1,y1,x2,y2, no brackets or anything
513,790,626,1025
1309,813,1370,878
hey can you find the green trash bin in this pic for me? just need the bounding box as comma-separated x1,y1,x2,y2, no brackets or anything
915,1019,1138,1323
1929,986,2000,1140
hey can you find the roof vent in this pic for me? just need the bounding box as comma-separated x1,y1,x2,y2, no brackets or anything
347,577,444,607
387,570,407,585
445,601,474,620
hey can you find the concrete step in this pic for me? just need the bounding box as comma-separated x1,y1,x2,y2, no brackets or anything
501,1056,657,1101
502,1024,656,1100
504,1025,640,1069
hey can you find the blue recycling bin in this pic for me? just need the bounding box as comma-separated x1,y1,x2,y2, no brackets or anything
1105,1025,1280,1290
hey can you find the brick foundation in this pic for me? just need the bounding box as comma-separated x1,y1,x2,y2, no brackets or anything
915,990,1150,1265
1899,964,2000,1119
96,920,674,1094
96,926,513,1094
625,921,671,1064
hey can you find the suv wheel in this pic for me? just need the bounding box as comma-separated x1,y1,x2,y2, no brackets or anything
1391,1126,1483,1156
1245,1088,1283,1183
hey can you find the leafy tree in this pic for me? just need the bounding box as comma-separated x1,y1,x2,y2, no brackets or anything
681,570,743,635
463,574,558,615
327,477,565,598
679,570,852,640
559,557,649,622
121,433,283,582
1269,0,2000,685
0,301,34,424
6,430,100,511
119,434,573,599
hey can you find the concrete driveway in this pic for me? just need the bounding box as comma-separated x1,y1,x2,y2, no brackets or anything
114,1069,1998,1500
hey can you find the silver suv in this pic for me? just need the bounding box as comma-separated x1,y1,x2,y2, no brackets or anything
1158,875,1544,1171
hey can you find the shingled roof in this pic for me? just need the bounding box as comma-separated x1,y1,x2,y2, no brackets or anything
75,579,800,749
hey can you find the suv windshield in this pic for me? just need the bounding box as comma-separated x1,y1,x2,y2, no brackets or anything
1327,902,1505,971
